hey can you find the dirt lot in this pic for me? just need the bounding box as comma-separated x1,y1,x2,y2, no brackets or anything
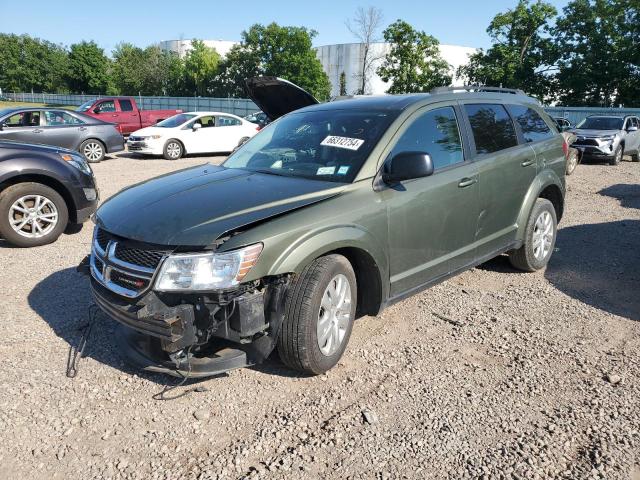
1,151,639,480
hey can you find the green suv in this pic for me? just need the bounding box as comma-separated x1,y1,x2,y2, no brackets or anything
83,80,566,378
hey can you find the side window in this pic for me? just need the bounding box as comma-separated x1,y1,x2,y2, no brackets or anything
391,106,464,170
199,116,215,128
44,111,84,126
509,105,553,143
4,111,41,127
95,101,115,113
218,116,241,127
119,99,133,112
464,104,518,154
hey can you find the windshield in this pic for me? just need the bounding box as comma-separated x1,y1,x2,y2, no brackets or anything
156,113,197,128
76,100,95,112
222,109,396,183
576,117,624,130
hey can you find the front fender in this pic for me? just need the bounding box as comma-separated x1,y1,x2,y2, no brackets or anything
515,169,565,242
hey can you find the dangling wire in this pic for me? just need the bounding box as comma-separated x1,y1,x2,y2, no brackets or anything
66,304,98,378
152,345,195,401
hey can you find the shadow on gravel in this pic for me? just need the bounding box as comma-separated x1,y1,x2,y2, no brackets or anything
599,184,640,210
545,220,640,321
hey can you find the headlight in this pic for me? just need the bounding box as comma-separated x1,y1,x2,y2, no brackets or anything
59,152,92,176
155,243,263,291
600,135,616,142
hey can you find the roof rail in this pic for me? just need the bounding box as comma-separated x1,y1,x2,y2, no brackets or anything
430,85,526,95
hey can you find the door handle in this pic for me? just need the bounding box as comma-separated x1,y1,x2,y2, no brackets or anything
521,159,535,167
33,129,43,133
112,114,118,117
78,126,87,131
458,177,477,188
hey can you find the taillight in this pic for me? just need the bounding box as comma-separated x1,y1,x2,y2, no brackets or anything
256,125,262,131
561,136,569,158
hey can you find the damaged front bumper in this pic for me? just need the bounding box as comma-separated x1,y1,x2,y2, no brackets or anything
79,255,289,377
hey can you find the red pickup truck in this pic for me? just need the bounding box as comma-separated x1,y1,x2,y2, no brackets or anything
76,97,182,135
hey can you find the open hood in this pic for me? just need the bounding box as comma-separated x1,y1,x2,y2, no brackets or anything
245,77,319,121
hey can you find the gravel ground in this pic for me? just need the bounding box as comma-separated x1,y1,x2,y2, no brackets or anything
0,151,639,480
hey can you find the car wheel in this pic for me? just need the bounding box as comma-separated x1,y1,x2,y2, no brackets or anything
609,145,623,165
0,183,68,247
509,198,557,272
80,139,105,163
565,148,579,175
277,254,357,375
163,140,183,160
631,151,639,162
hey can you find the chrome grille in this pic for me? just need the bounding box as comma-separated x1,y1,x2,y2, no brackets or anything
90,227,168,298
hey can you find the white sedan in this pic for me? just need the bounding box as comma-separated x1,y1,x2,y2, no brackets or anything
127,112,259,159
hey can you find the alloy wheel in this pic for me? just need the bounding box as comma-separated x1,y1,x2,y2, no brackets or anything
83,142,103,162
8,194,59,238
532,210,553,261
166,142,181,159
317,274,352,356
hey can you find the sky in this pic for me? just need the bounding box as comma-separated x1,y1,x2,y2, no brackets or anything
0,0,570,55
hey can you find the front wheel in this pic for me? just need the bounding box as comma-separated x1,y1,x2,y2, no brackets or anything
509,198,557,272
609,145,623,165
80,139,105,163
0,183,68,247
277,254,357,375
163,139,183,160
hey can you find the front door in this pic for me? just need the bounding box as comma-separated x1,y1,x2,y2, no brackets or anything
382,104,479,298
0,110,44,144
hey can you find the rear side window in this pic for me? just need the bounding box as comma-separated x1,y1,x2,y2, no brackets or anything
391,106,464,170
465,104,518,154
119,99,133,112
44,111,84,125
217,116,241,127
509,105,553,143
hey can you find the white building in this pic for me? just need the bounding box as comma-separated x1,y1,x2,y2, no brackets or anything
315,42,477,96
159,39,238,58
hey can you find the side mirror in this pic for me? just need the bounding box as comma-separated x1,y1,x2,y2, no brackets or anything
626,125,638,132
192,123,202,131
382,152,434,184
0,122,4,131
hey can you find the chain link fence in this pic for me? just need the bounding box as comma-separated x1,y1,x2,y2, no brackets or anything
4,92,258,117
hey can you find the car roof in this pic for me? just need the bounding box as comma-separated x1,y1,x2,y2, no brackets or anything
586,115,627,119
182,111,242,117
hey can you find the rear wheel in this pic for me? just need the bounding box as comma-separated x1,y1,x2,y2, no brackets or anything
565,148,579,175
163,139,183,160
80,139,105,163
0,183,68,247
509,198,557,272
631,151,639,162
609,145,623,165
277,254,357,375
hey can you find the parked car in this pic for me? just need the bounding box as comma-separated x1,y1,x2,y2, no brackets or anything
571,115,640,165
244,111,270,129
0,107,124,163
127,112,259,160
76,97,182,135
0,141,98,247
81,80,567,379
553,117,573,132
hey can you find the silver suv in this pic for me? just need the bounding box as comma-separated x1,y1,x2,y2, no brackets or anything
571,115,640,165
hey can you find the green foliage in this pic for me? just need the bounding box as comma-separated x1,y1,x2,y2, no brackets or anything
184,40,220,96
457,0,557,100
339,71,347,96
66,41,112,94
377,20,452,94
209,44,262,98
554,0,639,106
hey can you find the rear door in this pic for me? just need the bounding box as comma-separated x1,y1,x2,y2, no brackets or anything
216,115,246,151
0,110,45,144
382,103,479,297
116,99,140,134
41,110,87,149
461,102,540,259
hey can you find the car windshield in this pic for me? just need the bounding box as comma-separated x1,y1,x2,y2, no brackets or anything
222,109,396,183
576,117,624,130
156,114,197,128
76,100,95,112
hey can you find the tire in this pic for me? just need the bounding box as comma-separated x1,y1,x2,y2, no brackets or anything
277,254,357,375
609,145,623,165
0,183,68,247
163,139,183,160
565,148,579,175
631,151,639,162
509,198,557,272
79,139,105,163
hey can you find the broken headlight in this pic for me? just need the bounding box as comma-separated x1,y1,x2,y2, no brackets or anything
154,243,263,291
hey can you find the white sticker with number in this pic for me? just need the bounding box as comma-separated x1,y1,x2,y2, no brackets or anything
320,136,365,151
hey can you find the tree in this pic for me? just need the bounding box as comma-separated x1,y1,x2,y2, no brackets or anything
339,71,347,96
209,44,261,98
112,43,146,94
377,20,452,94
184,40,221,96
142,46,185,96
66,41,112,94
554,0,638,106
456,0,557,100
346,6,384,94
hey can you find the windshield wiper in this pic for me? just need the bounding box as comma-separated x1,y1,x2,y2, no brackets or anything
252,168,292,178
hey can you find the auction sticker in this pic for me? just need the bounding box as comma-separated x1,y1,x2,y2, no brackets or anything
317,166,336,175
320,136,365,151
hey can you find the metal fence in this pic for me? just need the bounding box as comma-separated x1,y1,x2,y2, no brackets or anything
5,92,640,125
4,92,259,117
